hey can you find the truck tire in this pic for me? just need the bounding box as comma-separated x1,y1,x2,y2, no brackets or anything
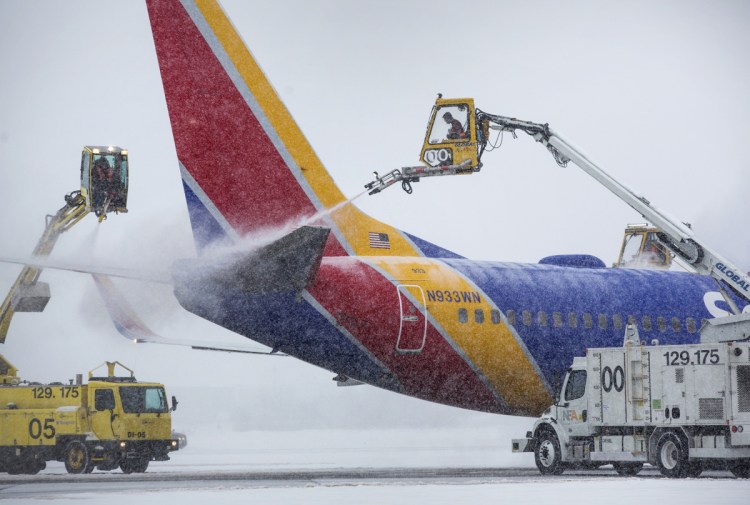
534,429,564,475
121,458,149,474
730,463,750,478
685,462,703,478
613,462,642,476
656,432,688,478
20,455,45,475
64,441,93,474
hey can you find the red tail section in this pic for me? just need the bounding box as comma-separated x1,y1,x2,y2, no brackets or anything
147,0,430,258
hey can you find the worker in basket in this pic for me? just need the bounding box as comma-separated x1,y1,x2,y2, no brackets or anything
443,112,467,139
92,157,119,214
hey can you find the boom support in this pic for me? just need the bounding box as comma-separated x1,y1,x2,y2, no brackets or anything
0,145,129,343
478,112,749,312
0,192,88,342
365,97,750,315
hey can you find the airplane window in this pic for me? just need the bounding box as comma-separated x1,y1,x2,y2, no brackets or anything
613,314,623,330
671,317,681,332
458,308,468,324
475,309,485,324
537,311,548,327
583,313,593,329
568,312,578,329
490,310,501,324
523,310,532,326
657,316,666,332
686,318,697,333
553,312,563,328
506,310,516,326
598,314,607,330
642,315,652,331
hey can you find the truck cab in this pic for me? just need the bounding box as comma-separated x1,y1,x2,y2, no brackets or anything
556,358,589,438
420,97,480,170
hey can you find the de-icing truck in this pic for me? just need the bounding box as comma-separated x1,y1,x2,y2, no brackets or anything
512,327,750,478
0,355,179,474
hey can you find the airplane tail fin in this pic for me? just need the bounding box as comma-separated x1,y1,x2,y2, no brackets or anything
146,0,428,258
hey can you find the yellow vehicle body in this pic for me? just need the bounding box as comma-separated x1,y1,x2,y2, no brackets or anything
0,355,178,475
420,97,481,171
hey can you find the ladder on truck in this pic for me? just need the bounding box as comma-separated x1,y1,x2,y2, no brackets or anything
623,324,651,422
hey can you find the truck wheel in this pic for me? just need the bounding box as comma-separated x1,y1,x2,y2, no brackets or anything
21,456,45,475
685,462,703,478
656,432,688,478
534,430,565,475
120,460,134,474
64,441,92,474
121,458,149,474
613,462,642,476
730,463,750,478
6,460,23,475
132,458,149,473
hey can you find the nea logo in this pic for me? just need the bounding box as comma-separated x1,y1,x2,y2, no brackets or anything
561,410,584,422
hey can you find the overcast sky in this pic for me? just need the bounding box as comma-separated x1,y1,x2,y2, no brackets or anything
0,0,748,431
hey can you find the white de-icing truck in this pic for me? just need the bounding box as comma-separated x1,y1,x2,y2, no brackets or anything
512,326,750,478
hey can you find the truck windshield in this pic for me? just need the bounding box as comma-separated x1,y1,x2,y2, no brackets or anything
119,386,169,414
429,104,469,143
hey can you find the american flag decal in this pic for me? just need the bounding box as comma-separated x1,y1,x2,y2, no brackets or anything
368,232,390,249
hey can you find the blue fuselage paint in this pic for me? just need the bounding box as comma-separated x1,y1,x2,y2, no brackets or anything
443,259,730,388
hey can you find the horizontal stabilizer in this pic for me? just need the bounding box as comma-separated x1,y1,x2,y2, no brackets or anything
0,255,171,284
92,274,280,355
174,226,330,294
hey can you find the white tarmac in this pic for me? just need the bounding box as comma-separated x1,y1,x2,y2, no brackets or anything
1,428,748,504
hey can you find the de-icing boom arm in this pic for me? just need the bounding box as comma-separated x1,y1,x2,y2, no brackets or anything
364,101,749,312
476,110,750,312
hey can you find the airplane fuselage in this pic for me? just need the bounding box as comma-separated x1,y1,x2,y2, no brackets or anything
174,253,725,417
149,0,739,419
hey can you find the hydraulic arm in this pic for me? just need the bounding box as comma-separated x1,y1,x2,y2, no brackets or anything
0,145,129,343
0,192,88,342
474,111,750,312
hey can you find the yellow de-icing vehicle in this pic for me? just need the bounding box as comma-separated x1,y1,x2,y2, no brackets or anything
0,355,179,474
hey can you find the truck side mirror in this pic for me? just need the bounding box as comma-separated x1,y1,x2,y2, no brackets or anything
171,395,178,412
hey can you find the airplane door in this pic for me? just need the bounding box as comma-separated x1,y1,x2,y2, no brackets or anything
395,284,427,354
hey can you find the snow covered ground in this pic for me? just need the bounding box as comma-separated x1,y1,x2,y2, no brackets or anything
18,480,749,505
5,428,750,504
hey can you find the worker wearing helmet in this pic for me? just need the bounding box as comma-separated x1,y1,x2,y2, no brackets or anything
443,112,466,140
